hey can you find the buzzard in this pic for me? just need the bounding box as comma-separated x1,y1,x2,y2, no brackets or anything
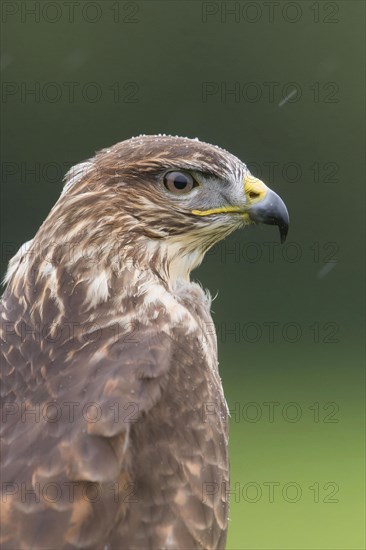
0,135,288,549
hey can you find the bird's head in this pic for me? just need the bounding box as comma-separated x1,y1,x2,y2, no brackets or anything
26,135,289,286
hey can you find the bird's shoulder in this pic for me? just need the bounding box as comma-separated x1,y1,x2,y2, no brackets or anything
0,267,227,549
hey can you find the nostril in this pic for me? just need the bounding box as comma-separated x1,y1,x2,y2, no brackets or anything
249,191,260,199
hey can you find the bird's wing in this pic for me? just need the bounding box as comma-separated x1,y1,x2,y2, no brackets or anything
0,284,174,549
1,284,229,550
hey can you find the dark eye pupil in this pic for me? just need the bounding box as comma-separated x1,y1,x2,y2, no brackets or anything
163,171,196,194
173,175,188,189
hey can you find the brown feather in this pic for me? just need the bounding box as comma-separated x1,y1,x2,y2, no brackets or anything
0,136,236,549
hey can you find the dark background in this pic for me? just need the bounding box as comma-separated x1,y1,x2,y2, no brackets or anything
1,1,365,548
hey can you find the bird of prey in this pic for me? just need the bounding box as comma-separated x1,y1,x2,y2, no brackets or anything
0,135,288,550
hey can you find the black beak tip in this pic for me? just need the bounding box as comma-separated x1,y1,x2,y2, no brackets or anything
248,189,289,244
275,197,289,244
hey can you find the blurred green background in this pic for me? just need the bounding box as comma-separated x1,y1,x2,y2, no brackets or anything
1,1,365,548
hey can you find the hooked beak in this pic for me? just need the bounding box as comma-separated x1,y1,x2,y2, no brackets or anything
191,174,289,243
244,176,289,243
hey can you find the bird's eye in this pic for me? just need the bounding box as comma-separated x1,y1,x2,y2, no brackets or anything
163,171,198,194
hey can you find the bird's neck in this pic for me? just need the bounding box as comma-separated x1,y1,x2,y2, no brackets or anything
4,233,208,319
